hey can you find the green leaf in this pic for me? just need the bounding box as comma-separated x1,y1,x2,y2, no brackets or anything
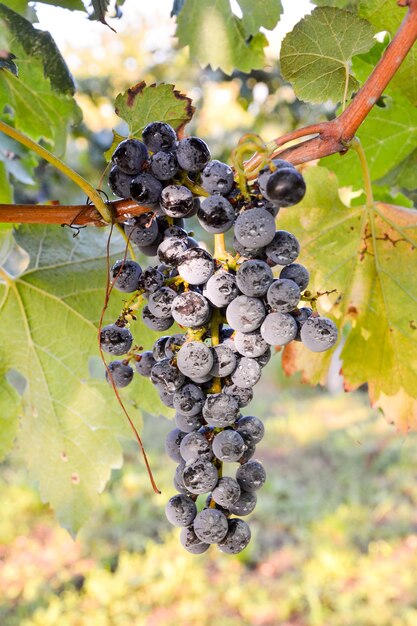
358,0,417,105
236,0,282,33
175,0,269,75
0,375,20,462
278,166,417,430
114,82,195,138
88,0,116,30
0,225,151,533
323,93,417,188
0,3,75,95
280,7,374,104
312,0,358,9
0,0,28,14
0,161,12,202
381,149,417,191
37,0,85,9
0,4,81,154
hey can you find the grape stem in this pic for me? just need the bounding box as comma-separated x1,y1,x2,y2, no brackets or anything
0,1,416,225
244,0,417,170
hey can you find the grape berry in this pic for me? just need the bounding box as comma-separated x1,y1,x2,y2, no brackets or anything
102,121,338,555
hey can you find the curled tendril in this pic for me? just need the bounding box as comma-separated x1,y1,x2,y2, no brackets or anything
231,133,273,196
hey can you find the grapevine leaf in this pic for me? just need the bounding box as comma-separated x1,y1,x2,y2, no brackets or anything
0,376,20,461
372,389,417,434
175,0,269,75
114,82,195,139
358,0,417,105
380,149,417,191
0,0,28,13
324,92,417,188
88,0,116,30
236,0,282,33
0,5,81,154
0,3,75,95
37,0,85,9
278,167,417,431
0,225,162,533
280,7,374,104
312,0,358,9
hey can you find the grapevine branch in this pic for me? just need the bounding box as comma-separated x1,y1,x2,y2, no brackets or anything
0,0,416,226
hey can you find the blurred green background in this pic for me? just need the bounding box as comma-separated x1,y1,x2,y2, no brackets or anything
2,2,417,625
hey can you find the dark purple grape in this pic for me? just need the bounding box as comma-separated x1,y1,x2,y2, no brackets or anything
160,185,194,218
193,508,228,543
218,519,251,554
234,208,276,249
300,316,338,352
106,360,134,388
125,214,159,247
165,494,197,527
171,292,211,328
236,415,265,444
130,173,162,208
201,160,234,195
137,266,164,293
100,324,133,356
177,247,214,285
267,278,301,313
180,526,209,554
182,458,219,495
265,167,306,207
177,137,210,173
280,263,310,291
197,195,235,234
108,165,134,198
152,336,170,361
150,151,179,180
111,259,142,292
111,138,148,175
135,351,156,376
157,236,189,265
142,305,173,331
165,428,187,463
236,460,266,492
265,231,300,266
142,121,177,152
212,477,241,508
147,286,177,318
150,357,185,393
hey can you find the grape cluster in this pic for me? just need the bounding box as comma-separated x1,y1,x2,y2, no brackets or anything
102,121,338,555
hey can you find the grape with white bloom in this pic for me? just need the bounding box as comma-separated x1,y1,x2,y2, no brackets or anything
300,316,338,352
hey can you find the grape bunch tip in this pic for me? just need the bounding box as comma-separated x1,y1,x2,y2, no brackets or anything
101,120,338,555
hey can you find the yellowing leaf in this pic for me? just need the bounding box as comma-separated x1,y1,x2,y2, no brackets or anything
372,388,417,434
280,7,374,104
279,167,417,429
